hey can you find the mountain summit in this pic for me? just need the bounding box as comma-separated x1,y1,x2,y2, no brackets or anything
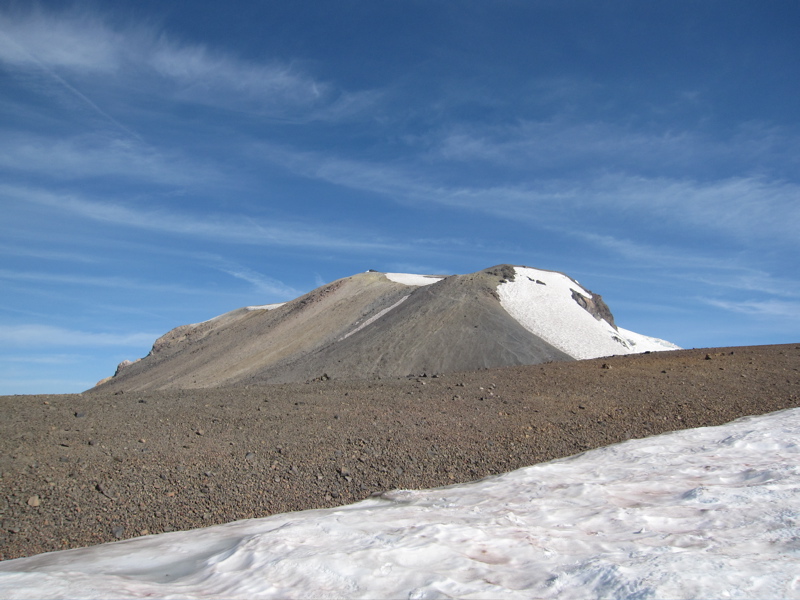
92,265,678,392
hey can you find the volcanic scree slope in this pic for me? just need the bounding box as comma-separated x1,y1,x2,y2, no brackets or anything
93,265,677,392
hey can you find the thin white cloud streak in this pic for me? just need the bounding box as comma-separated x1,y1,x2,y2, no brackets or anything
4,185,408,253
431,119,799,176
586,174,800,244
0,15,143,138
148,39,326,112
703,299,800,320
563,231,800,309
0,133,218,186
0,10,124,72
0,8,339,117
693,270,800,300
213,262,301,299
434,121,696,168
259,144,800,247
0,268,224,297
0,243,99,263
0,324,158,348
444,175,800,246
565,231,747,277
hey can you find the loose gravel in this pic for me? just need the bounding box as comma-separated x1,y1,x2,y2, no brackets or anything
1,344,798,561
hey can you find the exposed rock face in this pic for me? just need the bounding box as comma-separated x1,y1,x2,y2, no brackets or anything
114,359,139,375
570,289,617,329
90,265,674,393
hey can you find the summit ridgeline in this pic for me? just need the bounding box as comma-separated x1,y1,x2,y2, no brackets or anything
92,265,678,392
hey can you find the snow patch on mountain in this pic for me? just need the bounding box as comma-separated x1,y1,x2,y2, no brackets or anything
340,295,410,341
498,266,677,359
384,273,444,286
1,408,798,599
617,326,681,352
246,303,286,311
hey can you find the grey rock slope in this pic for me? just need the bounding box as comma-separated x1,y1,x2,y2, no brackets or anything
91,265,605,392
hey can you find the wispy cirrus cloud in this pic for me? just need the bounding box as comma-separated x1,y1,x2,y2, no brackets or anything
257,142,800,248
210,260,302,299
0,268,220,296
4,185,409,253
0,132,220,186
0,243,99,263
0,7,367,119
429,119,799,178
703,298,800,320
0,9,125,72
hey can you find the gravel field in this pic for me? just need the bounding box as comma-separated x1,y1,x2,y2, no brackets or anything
1,343,798,561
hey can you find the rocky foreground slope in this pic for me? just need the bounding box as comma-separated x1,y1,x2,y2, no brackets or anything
92,265,676,393
2,344,798,560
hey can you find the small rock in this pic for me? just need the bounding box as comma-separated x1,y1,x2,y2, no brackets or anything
111,526,125,539
195,429,204,436
74,412,86,418
27,495,41,507
245,452,256,461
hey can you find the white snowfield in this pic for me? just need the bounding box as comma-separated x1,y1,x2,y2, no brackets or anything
2,408,799,599
384,272,445,286
499,266,679,359
246,303,286,311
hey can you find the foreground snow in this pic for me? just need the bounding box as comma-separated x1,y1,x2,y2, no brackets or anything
2,409,799,599
498,266,679,359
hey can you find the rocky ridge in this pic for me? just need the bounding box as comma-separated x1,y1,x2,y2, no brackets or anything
92,265,674,393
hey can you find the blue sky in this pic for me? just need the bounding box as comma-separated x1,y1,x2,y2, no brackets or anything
1,1,798,394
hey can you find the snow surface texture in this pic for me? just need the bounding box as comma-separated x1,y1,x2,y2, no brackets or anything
384,273,444,286
498,266,679,359
2,409,799,599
